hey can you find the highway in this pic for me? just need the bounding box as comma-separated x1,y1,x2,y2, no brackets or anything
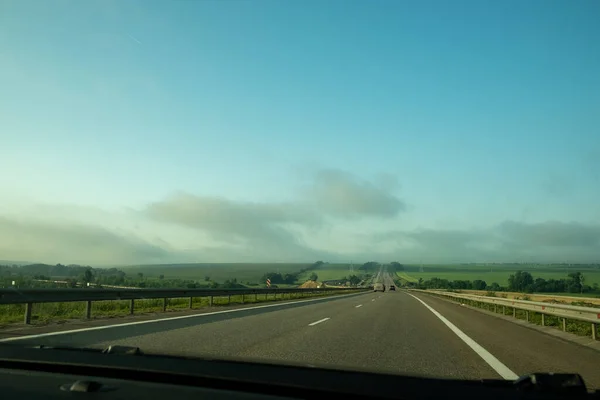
1,271,599,388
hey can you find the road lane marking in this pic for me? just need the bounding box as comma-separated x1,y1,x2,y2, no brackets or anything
308,318,330,326
0,292,367,343
355,304,363,308
406,292,518,381
371,299,375,301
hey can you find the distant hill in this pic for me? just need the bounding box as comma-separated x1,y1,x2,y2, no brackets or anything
120,263,313,283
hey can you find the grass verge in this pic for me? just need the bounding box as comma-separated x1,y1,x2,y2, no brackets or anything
432,293,598,340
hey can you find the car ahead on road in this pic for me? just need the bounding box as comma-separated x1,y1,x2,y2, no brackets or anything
389,285,396,291
373,283,385,292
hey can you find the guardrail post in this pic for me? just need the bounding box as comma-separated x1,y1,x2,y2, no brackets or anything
562,318,566,332
254,293,257,302
163,298,167,312
189,297,193,309
242,294,245,304
494,304,497,313
592,323,597,340
209,296,213,307
85,300,92,319
24,302,32,324
541,314,545,326
513,307,516,318
129,299,135,315
227,295,231,305
526,311,529,322
502,306,505,315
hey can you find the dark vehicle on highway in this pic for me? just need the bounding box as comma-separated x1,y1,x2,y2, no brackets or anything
389,285,396,291
373,282,385,292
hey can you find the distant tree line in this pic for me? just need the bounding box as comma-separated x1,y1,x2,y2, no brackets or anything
359,261,380,271
413,271,599,294
339,274,362,285
507,271,594,294
0,264,247,290
261,272,299,285
0,264,128,288
389,262,404,272
412,277,494,291
261,261,326,285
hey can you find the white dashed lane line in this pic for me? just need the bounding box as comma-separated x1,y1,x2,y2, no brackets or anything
308,318,330,326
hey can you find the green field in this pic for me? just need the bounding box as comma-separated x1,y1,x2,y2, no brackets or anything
119,263,600,289
395,272,418,283
296,264,361,282
537,292,600,299
291,263,600,288
120,263,313,284
400,264,600,286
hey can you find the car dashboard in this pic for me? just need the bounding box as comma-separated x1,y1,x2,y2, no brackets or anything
0,344,596,400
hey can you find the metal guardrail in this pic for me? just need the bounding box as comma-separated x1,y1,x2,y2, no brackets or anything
411,289,600,340
0,287,365,325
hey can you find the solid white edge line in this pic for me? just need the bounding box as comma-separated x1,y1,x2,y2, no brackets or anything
308,317,330,326
0,292,364,343
405,292,518,381
355,304,363,308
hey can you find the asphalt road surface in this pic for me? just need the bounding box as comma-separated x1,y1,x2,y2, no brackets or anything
1,272,599,388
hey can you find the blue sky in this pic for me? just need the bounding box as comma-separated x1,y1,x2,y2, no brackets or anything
1,0,599,265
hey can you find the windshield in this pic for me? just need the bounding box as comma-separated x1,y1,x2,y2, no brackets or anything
1,0,599,390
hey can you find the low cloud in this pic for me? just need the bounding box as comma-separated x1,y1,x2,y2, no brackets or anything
0,217,174,266
145,193,328,261
1,213,598,265
142,169,407,260
541,172,575,197
366,221,600,263
308,169,406,218
1,167,597,265
495,221,600,248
